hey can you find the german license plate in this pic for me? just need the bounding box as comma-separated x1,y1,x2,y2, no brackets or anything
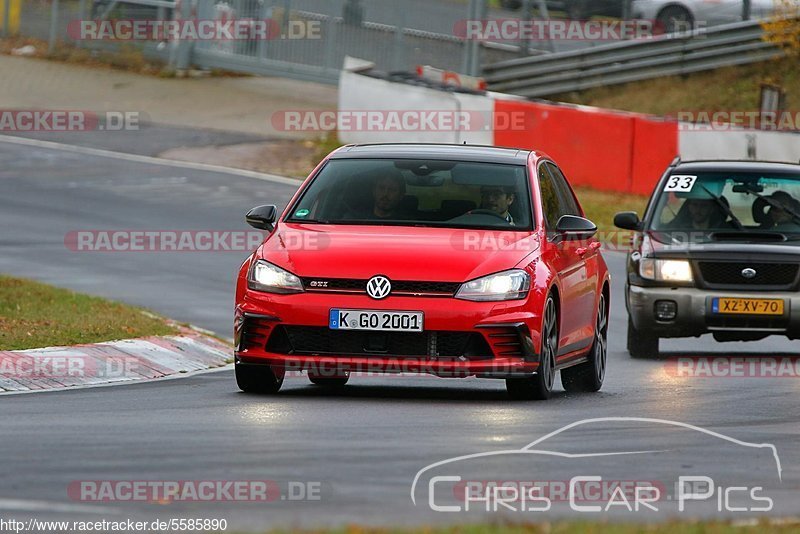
329,309,424,332
711,298,784,316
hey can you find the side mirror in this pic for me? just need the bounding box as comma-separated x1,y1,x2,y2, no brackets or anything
555,215,597,240
246,205,277,231
614,211,642,231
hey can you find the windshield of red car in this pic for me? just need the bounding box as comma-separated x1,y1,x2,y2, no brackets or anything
285,158,534,230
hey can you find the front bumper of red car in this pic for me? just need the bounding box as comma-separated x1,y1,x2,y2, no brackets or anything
234,290,542,378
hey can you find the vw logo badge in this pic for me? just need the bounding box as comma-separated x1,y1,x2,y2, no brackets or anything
366,275,392,300
741,268,757,279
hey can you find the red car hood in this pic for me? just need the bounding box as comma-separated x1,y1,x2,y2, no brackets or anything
259,223,540,282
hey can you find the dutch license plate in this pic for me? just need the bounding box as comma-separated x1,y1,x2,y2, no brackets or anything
711,298,785,316
329,309,423,332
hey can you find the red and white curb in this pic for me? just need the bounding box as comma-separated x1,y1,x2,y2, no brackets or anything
0,331,231,393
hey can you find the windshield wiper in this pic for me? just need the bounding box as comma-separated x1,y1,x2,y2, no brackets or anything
699,185,744,230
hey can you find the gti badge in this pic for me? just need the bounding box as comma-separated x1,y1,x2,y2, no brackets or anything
741,268,757,279
366,275,392,300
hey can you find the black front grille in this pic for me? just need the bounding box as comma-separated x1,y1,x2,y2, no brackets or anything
271,326,487,358
486,327,524,357
697,262,799,288
239,316,273,351
301,278,460,296
392,281,461,294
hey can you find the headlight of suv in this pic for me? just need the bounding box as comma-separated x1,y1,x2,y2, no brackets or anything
455,270,531,302
248,260,304,294
639,258,693,283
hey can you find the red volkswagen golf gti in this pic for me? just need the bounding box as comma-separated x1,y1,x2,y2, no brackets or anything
234,144,610,400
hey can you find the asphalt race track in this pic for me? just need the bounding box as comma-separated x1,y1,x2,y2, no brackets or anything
1,135,799,529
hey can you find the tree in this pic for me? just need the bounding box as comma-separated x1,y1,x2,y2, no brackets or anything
761,0,800,56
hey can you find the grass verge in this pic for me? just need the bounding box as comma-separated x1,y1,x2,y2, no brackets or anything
573,186,648,236
1,36,170,76
549,56,799,116
0,276,177,351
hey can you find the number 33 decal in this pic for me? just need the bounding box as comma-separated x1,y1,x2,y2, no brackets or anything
664,175,697,192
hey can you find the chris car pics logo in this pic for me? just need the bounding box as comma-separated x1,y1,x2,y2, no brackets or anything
411,417,782,514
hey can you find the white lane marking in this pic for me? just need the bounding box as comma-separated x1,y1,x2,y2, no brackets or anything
0,134,300,186
0,498,120,514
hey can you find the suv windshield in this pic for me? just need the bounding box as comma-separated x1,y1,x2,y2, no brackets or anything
649,171,800,241
285,158,533,230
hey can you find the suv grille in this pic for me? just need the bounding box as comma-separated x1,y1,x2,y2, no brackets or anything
268,326,491,359
301,278,460,297
697,262,799,289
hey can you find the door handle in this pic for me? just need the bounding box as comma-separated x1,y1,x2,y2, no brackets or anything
576,242,601,257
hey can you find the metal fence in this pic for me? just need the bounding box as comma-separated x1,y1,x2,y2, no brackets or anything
483,19,788,98
5,0,519,85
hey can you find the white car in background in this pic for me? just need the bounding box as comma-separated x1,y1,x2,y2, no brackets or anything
632,0,780,33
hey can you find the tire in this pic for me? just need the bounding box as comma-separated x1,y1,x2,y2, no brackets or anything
562,293,607,393
656,6,694,34
235,362,284,394
308,370,350,388
627,316,659,359
506,296,558,401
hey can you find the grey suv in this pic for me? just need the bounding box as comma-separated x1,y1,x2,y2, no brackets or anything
615,160,800,358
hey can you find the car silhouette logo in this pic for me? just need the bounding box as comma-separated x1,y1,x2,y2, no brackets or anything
741,268,757,279
366,275,392,299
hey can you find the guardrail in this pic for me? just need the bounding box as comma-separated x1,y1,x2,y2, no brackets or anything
482,19,787,98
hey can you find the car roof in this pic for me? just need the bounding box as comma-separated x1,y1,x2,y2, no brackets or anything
330,143,531,164
673,160,800,175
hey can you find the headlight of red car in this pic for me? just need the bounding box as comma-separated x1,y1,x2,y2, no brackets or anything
455,269,531,302
248,260,305,294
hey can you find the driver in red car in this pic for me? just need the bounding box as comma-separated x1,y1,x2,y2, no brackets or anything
344,172,409,221
479,185,516,225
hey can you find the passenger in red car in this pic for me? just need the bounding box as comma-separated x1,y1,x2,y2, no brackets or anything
372,174,407,219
